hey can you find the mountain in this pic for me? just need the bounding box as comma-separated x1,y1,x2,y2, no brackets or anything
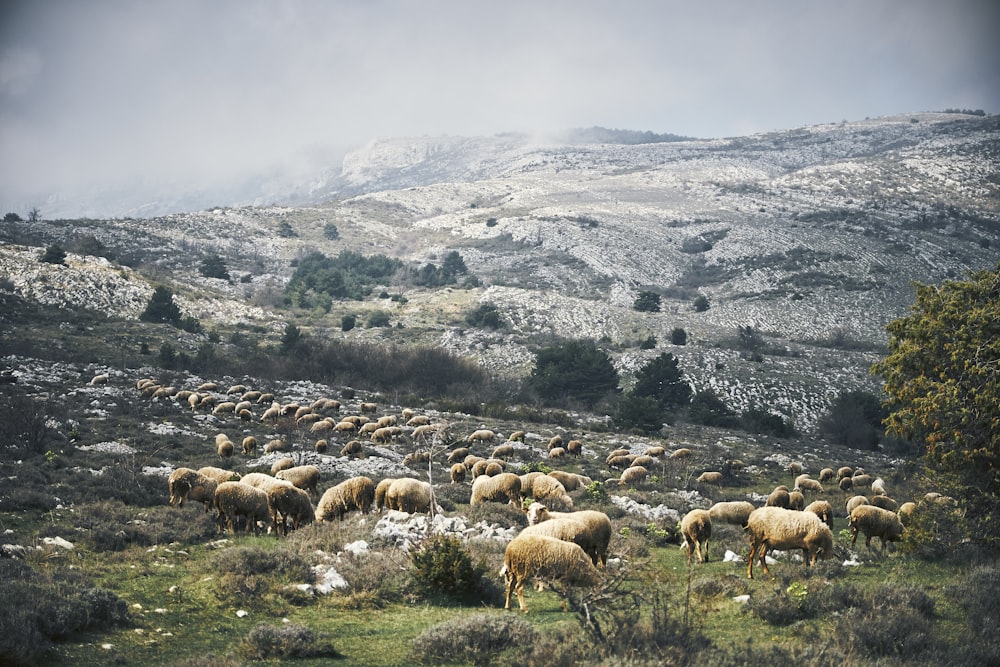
1,111,997,431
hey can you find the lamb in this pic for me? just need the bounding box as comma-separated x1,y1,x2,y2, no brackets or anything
696,471,723,485
214,481,270,535
680,509,712,564
467,429,496,445
197,466,241,485
384,477,433,514
565,439,583,456
524,502,613,567
547,470,593,492
547,447,565,459
618,465,648,487
804,500,835,529
871,478,887,496
708,500,756,528
849,505,904,552
897,502,917,525
501,533,601,613
470,472,521,506
217,439,234,459
275,465,321,498
168,468,217,510
267,484,315,536
522,475,573,510
450,463,467,483
241,436,258,456
315,476,376,521
745,506,835,578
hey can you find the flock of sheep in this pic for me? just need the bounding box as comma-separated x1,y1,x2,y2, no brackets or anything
133,373,943,612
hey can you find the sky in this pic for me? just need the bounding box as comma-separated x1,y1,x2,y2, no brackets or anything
1,0,998,218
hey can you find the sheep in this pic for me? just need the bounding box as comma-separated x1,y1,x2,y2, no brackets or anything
837,466,854,480
359,401,377,413
315,439,328,454
296,413,323,426
547,435,564,450
271,457,295,475
467,429,496,445
839,476,854,492
818,467,835,482
766,487,791,508
524,502,613,566
447,447,470,464
846,495,869,515
376,415,397,428
547,470,593,492
606,455,633,470
746,506,835,578
403,451,431,467
871,478,887,496
565,439,583,456
411,424,443,442
188,393,202,411
264,438,288,454
470,473,521,506
275,465,321,498
406,414,430,427
618,465,648,487
463,454,485,470
198,395,217,410
794,478,824,494
450,463,467,483
519,472,545,494
241,390,263,403
374,478,395,512
870,495,898,512
315,476,376,521
240,472,294,493
788,490,805,511
196,381,218,391
523,475,573,510
491,443,515,460
226,384,247,395
804,500,835,529
851,474,873,492
696,471,723,485
630,454,655,469
645,445,666,458
197,466,241,485
471,460,491,478
308,419,334,435
606,448,630,464
260,405,281,423
212,401,237,415
257,392,274,404
484,461,504,476
168,468,217,510
400,408,415,420
359,422,380,436
508,430,526,443
789,462,805,475
332,420,358,434
897,502,917,525
547,447,565,459
681,509,712,564
849,505,904,552
217,439,234,459
501,533,601,613
214,481,269,535
385,478,433,514
708,500,756,528
340,439,364,458
267,484,315,536
241,436,258,456
90,373,109,385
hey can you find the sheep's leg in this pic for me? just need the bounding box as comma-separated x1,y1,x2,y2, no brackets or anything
504,571,515,610
747,542,757,579
703,536,710,563
516,580,528,613
759,542,771,576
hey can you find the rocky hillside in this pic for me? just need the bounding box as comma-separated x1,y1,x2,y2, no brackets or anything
2,112,997,431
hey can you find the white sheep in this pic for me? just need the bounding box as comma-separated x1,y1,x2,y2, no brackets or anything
696,471,723,485
374,478,395,512
168,468,217,511
523,502,612,567
708,500,756,528
501,533,601,613
447,447,471,464
197,466,241,485
871,478,887,496
546,470,593,492
818,467,835,482
745,506,835,578
849,505,904,552
670,448,692,460
803,499,835,529
681,509,712,564
385,477,433,514
271,457,295,475
467,429,496,445
522,475,573,510
276,465,322,498
565,439,583,456
645,445,666,458
788,490,805,511
315,476,375,521
470,473,521,506
267,484,314,536
240,472,294,493
214,481,269,534
507,430,526,443
794,474,823,493
845,495,870,515
897,501,917,525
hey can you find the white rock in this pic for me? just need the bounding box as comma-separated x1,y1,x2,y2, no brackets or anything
732,594,751,604
42,536,74,550
723,550,742,563
343,540,369,556
236,609,249,618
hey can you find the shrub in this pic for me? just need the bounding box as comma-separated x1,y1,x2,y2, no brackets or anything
409,535,488,604
692,294,710,312
612,394,665,434
529,339,619,408
411,613,536,666
670,327,687,345
341,313,356,331
40,244,66,265
465,302,504,329
366,310,392,328
242,623,339,660
198,254,230,280
817,389,887,450
633,290,661,312
323,222,340,240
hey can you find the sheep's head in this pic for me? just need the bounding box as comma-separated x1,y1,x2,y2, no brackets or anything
525,502,549,525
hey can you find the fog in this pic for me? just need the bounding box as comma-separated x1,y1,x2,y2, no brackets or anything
1,0,998,217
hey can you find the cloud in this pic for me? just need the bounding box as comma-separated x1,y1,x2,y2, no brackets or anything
0,46,42,96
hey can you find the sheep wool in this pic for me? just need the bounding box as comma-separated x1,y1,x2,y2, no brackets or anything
385,478,432,514
268,484,315,536
803,500,835,529
746,506,834,579
214,481,269,535
315,476,376,521
471,473,521,506
681,509,712,564
449,463,467,484
275,465,322,498
502,534,601,613
708,501,756,528
849,505,904,552
524,503,612,566
197,466,241,485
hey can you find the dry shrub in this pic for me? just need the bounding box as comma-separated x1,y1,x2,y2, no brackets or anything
241,623,340,660
412,613,536,666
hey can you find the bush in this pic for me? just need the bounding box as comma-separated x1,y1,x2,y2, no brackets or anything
411,613,537,666
242,623,339,660
817,389,887,450
529,339,619,408
341,313,356,331
670,327,688,345
409,535,488,604
40,244,67,265
633,290,661,312
465,302,504,329
198,254,230,280
692,294,710,312
366,310,392,328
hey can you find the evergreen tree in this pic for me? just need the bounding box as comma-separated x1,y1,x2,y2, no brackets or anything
40,245,66,265
631,352,692,408
633,290,662,312
529,339,619,407
140,286,183,325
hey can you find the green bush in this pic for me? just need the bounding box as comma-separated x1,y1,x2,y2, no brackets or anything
633,290,662,312
529,339,619,408
671,327,688,345
411,613,537,666
40,244,67,265
409,535,488,604
465,302,504,329
198,254,230,280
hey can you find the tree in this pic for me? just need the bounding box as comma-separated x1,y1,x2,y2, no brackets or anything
871,264,1000,545
140,286,183,325
341,314,356,332
633,290,661,313
529,339,619,407
3,212,23,222
281,324,303,352
817,389,887,450
323,222,340,240
670,327,687,345
28,207,40,222
693,294,710,312
465,303,503,329
40,245,66,265
612,395,664,434
199,254,230,280
440,251,468,280
630,352,691,409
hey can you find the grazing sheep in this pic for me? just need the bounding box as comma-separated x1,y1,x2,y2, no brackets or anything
837,466,854,480
197,466,241,485
484,461,504,476
708,500,756,528
90,373,109,385
168,468,217,510
450,463,467,483
241,390,263,403
630,454,655,469
403,451,431,467
310,419,335,435
851,474,873,492
645,445,666,458
217,439,234,459
411,424,443,442
340,440,364,458
406,415,431,427
897,502,917,525
447,447,470,464
565,439,583,456
618,465,649,487
804,500,835,529
257,392,274,404
681,509,712,564
547,435,564,450
523,475,573,510
696,471,723,485
271,457,295,475
547,470,593,492
846,495,870,515
606,455,633,470
376,415,397,428
214,481,269,535
501,534,601,613
240,472,294,493
268,485,314,536
818,467,835,482
226,384,246,395
275,465,321,498
400,408,415,420
359,402,377,413
241,436,258,456
839,476,854,492
746,507,835,578
508,430,526,443
547,447,565,459
794,477,824,494
670,448,692,460
605,448,630,464
264,438,288,454
871,478,887,496
188,393,202,411
385,478,433,514
467,429,496,445
374,478,395,512
315,439,328,454
870,495,898,512
524,502,613,566
260,405,281,423
766,487,791,508
332,420,358,434
212,401,237,415
297,413,323,426
470,472,522,506
471,460,491,478
491,444,515,460
787,490,805,511
315,476,376,521
519,472,545,494
849,505,904,552
463,454,485,470
788,462,804,475
359,422,380,437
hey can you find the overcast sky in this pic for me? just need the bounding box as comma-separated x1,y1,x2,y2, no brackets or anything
1,0,998,217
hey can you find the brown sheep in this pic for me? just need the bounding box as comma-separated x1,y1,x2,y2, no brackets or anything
681,509,712,564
